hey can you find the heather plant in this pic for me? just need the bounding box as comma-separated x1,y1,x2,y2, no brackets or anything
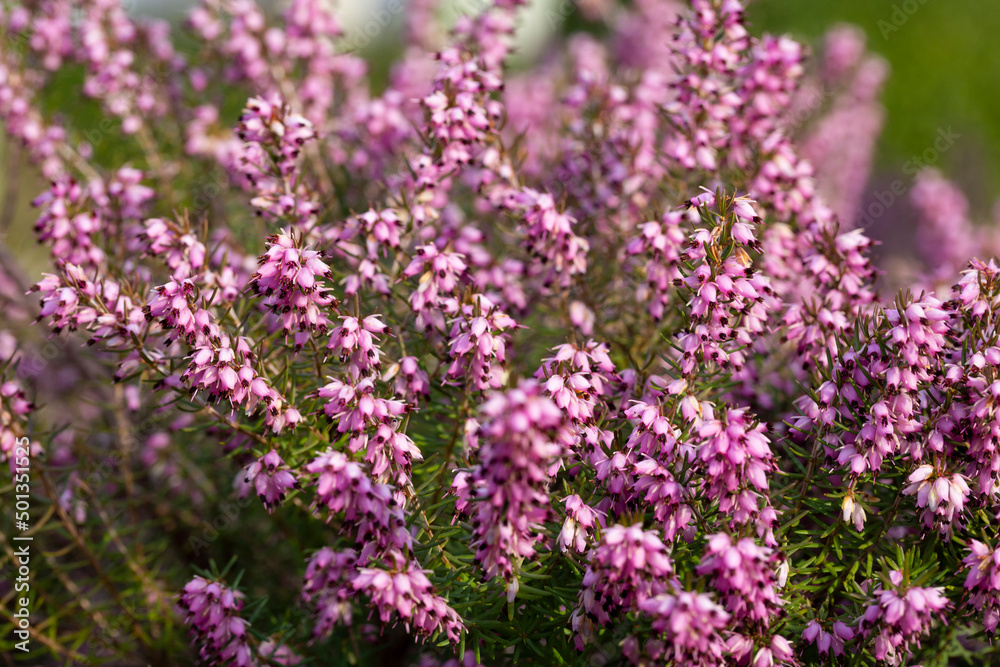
0,1,998,666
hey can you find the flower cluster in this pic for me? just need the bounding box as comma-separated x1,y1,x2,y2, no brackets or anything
178,577,257,667
857,570,950,663
305,450,410,559
236,94,319,223
0,378,34,468
5,0,1000,664
802,618,855,658
572,524,675,645
243,449,298,512
301,547,465,645
249,230,338,336
962,540,1000,634
634,591,730,667
352,553,466,643
454,380,572,590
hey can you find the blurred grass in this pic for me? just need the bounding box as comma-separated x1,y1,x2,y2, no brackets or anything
749,0,1000,214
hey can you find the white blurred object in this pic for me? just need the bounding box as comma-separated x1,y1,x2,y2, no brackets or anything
129,0,569,62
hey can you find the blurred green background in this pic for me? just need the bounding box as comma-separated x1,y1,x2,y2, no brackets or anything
750,0,1000,217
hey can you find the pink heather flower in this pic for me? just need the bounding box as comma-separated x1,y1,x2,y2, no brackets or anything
1,379,35,470
352,551,465,644
624,400,680,458
731,196,763,224
302,548,358,638
910,168,977,280
328,315,388,379
455,380,572,587
962,540,1000,633
355,208,404,248
510,189,589,286
802,618,855,657
102,167,155,221
333,209,407,298
421,44,504,169
178,576,257,667
902,464,970,535
557,494,603,553
956,259,1000,320
840,490,868,532
144,277,220,346
244,450,299,512
696,534,785,626
183,335,294,432
385,356,431,403
676,196,772,376
829,296,949,477
403,244,469,332
858,570,950,662
573,524,675,639
568,300,595,335
258,639,302,666
316,377,407,434
314,372,420,485
236,95,320,226
142,217,208,280
28,263,147,355
305,450,410,558
821,24,866,82
249,231,338,334
32,177,107,270
340,92,414,180
801,26,886,228
536,340,619,457
751,635,796,667
626,211,687,321
632,456,695,542
444,294,517,391
350,421,423,486
696,407,775,538
637,591,730,667
537,350,612,413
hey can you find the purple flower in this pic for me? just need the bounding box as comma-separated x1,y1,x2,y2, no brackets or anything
802,618,854,657
637,590,730,667
573,524,675,642
962,540,1000,633
244,450,299,512
302,548,358,638
352,551,465,644
305,450,410,558
858,570,950,662
178,576,257,667
696,534,785,626
249,231,337,335
454,380,571,589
